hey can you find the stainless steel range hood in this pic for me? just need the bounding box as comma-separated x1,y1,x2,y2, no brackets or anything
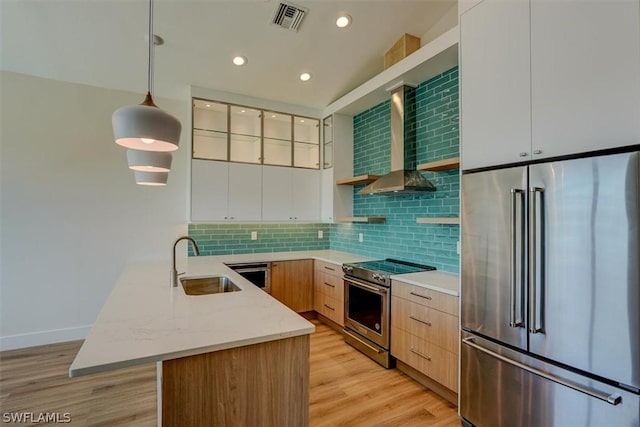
359,85,436,195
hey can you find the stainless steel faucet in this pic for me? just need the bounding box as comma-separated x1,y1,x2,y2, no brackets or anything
171,236,200,287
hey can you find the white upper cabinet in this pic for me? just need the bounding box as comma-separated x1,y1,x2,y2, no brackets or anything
262,166,320,221
320,114,353,222
460,0,531,170
530,0,640,158
292,168,320,220
190,160,261,221
262,166,293,221
460,0,640,170
191,159,229,221
227,163,262,221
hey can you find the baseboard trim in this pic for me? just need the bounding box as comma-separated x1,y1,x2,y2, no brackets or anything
0,324,91,351
397,360,458,406
315,313,343,333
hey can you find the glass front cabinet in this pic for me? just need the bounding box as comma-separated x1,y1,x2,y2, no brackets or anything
190,98,322,222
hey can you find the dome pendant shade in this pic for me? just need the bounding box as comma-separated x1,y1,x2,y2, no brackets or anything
113,93,181,152
134,171,169,186
127,149,172,172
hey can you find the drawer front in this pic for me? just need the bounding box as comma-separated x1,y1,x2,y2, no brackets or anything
392,281,458,316
315,260,342,278
391,296,458,354
315,290,343,326
314,289,325,313
391,326,458,392
315,271,344,300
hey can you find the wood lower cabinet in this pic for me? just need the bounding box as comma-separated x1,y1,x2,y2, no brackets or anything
313,260,344,326
271,259,314,312
391,280,459,397
162,335,309,427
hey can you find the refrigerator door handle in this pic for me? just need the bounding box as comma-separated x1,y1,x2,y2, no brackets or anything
529,187,545,334
510,188,525,328
462,337,623,406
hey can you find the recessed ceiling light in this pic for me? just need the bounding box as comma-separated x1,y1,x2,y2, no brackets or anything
240,109,246,113
233,56,247,66
205,104,211,107
336,14,351,28
300,72,311,82
300,119,305,123
271,114,276,118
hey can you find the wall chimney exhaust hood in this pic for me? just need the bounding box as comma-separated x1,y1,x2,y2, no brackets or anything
359,84,436,195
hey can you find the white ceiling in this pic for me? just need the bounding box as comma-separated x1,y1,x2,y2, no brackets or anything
1,0,456,109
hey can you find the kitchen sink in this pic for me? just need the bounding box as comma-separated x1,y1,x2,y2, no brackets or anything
180,275,241,296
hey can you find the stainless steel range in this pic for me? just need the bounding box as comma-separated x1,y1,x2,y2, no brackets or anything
342,259,436,368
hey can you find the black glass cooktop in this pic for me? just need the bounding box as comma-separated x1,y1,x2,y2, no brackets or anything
349,258,436,275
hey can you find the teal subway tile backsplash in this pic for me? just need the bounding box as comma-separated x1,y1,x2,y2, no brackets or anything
189,66,459,273
331,66,460,273
188,223,330,256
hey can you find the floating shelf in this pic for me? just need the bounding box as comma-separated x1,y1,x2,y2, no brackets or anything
336,175,381,185
323,27,459,117
416,217,460,225
336,216,387,223
417,157,460,172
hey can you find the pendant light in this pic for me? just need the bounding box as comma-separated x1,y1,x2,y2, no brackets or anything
134,171,169,186
127,149,172,172
112,0,181,152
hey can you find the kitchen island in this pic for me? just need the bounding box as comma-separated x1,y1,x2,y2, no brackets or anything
69,250,369,426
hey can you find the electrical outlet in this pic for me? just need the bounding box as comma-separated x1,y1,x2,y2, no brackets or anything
251,231,258,241
358,233,364,243
318,230,324,239
457,241,461,255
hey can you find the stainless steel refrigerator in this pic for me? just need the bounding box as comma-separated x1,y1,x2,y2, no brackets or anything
460,150,640,427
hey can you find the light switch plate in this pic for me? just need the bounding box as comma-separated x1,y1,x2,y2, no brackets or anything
251,231,258,241
358,233,364,243
318,230,324,239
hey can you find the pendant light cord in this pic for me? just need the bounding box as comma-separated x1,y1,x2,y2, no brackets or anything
147,0,154,96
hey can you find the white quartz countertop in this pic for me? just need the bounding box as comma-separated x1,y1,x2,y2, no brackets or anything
69,250,370,377
391,271,460,297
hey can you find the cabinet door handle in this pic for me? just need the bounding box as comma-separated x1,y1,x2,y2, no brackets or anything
324,304,335,311
323,266,335,271
519,152,529,157
410,347,431,361
324,282,335,288
533,149,542,155
410,292,432,300
409,315,431,326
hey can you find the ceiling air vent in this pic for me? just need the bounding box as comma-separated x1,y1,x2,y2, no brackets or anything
271,2,308,32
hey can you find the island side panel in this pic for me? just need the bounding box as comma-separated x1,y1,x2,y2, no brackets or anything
161,335,310,427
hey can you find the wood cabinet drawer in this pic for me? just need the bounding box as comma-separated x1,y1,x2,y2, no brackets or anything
314,260,342,278
314,290,344,326
391,296,458,354
391,326,458,392
314,271,344,300
392,280,458,316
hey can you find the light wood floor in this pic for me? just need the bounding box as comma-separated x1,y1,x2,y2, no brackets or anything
0,320,459,426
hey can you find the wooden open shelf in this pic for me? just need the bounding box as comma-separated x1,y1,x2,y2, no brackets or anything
336,175,381,185
416,157,460,172
336,216,386,223
416,217,460,225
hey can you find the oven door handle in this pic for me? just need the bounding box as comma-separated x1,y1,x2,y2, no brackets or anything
346,278,387,294
232,267,268,274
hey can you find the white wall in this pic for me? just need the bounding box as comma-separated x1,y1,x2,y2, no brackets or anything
0,71,190,350
420,2,458,45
